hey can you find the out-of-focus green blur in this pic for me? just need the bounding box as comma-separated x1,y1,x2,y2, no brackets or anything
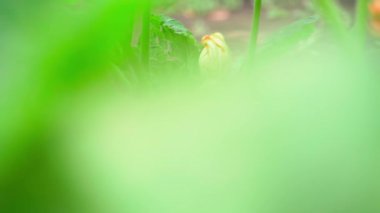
1,0,379,212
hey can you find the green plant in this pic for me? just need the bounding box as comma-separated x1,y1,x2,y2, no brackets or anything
247,0,262,68
1,0,379,212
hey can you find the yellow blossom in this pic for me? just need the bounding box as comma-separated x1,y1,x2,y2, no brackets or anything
199,32,230,77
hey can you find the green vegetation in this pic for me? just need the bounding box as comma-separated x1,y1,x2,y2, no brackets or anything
0,0,379,212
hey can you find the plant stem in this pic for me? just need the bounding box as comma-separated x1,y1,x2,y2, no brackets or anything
313,0,347,40
141,0,151,72
248,0,262,63
354,0,370,43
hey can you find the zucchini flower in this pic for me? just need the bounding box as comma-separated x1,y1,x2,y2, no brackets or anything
199,32,230,77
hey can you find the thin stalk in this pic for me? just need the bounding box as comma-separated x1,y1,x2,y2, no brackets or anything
248,0,262,63
353,0,370,43
313,0,348,40
141,0,151,72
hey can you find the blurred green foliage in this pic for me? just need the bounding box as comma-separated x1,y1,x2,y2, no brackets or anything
0,0,379,212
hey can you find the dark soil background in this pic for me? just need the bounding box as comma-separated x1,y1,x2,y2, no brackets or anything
174,0,357,57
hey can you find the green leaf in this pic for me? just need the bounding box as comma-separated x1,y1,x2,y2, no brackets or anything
312,0,349,40
353,0,371,46
256,15,319,65
148,14,200,78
